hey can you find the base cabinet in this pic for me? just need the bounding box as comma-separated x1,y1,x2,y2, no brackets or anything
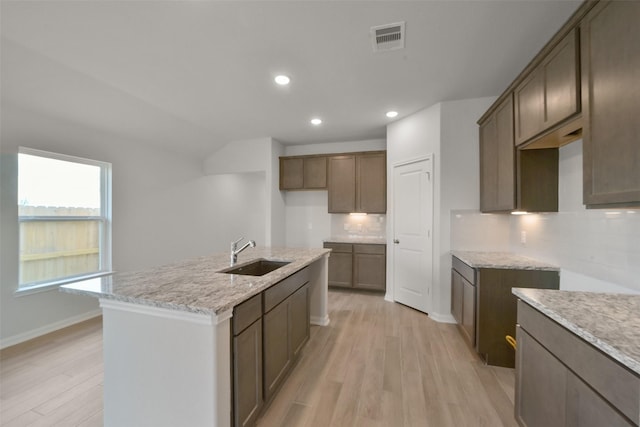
263,283,310,401
233,319,263,427
232,269,310,427
515,301,636,427
324,242,386,291
451,255,559,368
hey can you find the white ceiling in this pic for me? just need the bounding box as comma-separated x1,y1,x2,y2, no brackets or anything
1,1,582,157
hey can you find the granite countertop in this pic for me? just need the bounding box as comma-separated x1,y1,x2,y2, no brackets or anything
451,251,559,271
61,247,330,316
324,236,387,245
513,288,640,376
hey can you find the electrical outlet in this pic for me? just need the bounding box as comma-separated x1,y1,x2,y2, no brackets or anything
520,230,527,244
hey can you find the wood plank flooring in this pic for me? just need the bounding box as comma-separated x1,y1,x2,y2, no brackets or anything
0,290,517,426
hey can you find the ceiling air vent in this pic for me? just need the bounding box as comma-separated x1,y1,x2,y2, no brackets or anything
371,22,405,53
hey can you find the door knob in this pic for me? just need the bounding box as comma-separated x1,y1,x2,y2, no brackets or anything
393,239,400,244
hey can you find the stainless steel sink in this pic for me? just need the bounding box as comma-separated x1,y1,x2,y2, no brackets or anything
219,259,290,276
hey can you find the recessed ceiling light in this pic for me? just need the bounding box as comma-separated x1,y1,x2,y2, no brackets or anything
386,111,398,118
310,118,322,126
274,75,290,85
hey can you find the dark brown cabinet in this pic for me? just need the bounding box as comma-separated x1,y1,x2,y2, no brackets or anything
328,152,386,213
581,0,640,207
479,96,516,212
514,29,580,146
480,95,559,213
263,269,310,402
324,242,386,291
279,155,327,190
353,244,386,291
451,264,476,347
232,268,310,426
324,242,353,288
516,300,637,427
232,294,263,427
451,255,559,368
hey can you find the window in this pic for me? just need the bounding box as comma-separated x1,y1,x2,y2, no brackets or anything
18,148,112,290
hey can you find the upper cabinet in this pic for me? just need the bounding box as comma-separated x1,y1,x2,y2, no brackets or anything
581,0,640,207
479,0,640,210
328,151,386,214
514,28,580,146
480,96,559,213
279,155,327,190
480,96,516,212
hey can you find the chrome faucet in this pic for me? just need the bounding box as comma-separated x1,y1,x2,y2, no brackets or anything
230,237,256,266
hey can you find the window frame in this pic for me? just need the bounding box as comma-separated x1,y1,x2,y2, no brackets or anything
16,147,112,294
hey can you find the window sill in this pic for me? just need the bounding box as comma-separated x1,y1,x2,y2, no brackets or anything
14,272,115,297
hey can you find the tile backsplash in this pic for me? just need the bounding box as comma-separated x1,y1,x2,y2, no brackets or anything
451,209,640,293
330,214,386,238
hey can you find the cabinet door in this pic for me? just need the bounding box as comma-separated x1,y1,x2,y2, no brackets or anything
480,96,515,212
515,69,545,145
280,158,304,190
353,245,386,291
263,301,291,401
461,277,475,347
543,29,579,129
582,1,640,206
289,284,310,360
515,29,579,146
566,370,634,427
303,156,327,189
356,152,386,213
233,319,263,427
328,155,356,213
516,326,567,427
326,250,353,288
451,270,463,325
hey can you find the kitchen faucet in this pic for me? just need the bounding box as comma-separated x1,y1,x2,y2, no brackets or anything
230,237,256,266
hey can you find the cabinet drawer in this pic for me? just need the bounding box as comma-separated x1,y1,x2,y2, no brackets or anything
323,242,353,253
452,256,475,284
353,244,385,255
233,293,262,336
517,300,640,424
264,267,310,313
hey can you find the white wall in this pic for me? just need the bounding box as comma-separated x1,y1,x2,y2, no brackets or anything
282,139,386,248
0,105,264,347
451,140,640,294
386,97,495,321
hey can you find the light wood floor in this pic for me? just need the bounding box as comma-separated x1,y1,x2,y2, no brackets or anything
1,290,517,426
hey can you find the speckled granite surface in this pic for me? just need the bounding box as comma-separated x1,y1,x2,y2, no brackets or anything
452,251,559,271
324,236,387,244
61,247,330,316
513,288,640,376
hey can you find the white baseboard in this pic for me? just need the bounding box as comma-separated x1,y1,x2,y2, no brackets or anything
310,315,330,326
0,309,102,350
429,312,456,324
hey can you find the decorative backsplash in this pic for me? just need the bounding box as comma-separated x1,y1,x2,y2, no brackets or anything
331,213,386,238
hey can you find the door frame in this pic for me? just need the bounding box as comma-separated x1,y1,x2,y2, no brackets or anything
387,154,434,315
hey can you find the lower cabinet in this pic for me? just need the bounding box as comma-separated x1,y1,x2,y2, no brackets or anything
324,242,386,291
231,268,310,427
233,319,263,427
451,255,559,368
515,301,636,427
263,284,310,401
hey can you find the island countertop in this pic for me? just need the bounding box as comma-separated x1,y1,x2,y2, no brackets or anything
513,288,640,376
452,250,559,271
61,247,330,316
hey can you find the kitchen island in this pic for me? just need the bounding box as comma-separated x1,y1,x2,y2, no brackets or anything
61,247,330,427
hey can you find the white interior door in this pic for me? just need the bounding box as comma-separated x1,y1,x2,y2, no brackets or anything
392,156,433,314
